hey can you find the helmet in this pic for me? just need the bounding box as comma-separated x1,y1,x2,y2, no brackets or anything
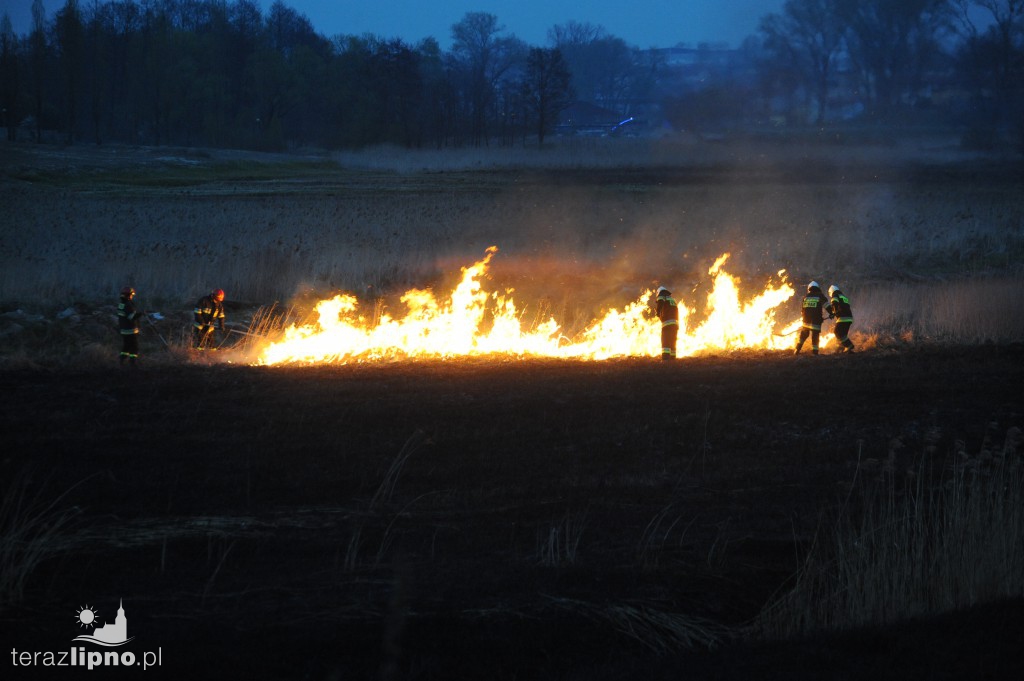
657,286,670,296
121,286,135,298
807,281,820,292
212,288,225,301
828,284,840,297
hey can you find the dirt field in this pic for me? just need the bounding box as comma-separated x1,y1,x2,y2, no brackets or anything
1,346,1022,680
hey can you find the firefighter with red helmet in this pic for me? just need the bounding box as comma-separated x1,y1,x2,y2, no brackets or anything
795,281,828,355
827,284,855,353
117,286,144,366
655,286,679,360
193,288,226,349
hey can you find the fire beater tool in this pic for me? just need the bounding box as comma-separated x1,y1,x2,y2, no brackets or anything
138,300,170,349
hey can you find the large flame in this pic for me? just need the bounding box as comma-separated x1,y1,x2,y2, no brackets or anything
256,247,812,365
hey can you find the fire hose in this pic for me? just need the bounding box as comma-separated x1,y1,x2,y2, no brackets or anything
214,328,259,349
774,318,834,337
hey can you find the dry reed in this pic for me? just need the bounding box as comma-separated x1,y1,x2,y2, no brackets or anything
753,426,1024,640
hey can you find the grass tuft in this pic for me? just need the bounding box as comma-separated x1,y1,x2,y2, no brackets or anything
753,426,1024,640
0,469,84,605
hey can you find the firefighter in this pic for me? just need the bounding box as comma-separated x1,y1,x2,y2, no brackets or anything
117,286,144,366
193,288,226,349
795,281,828,355
827,284,855,353
655,286,679,360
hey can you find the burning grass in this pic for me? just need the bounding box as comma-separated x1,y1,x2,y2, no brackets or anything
251,248,800,365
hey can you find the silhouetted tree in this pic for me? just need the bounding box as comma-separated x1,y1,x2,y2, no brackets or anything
522,47,572,146
29,0,48,142
952,0,1024,133
837,0,952,115
760,0,846,124
416,37,456,148
1,14,19,140
549,22,635,107
54,0,85,144
450,12,524,145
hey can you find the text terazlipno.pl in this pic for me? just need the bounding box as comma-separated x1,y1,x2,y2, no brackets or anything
9,647,162,670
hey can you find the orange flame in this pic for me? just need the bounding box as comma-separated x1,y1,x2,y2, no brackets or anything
256,247,809,365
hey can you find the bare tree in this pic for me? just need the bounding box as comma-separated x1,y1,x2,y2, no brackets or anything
837,0,951,114
1,14,18,140
29,0,47,142
523,47,572,146
952,0,1024,123
549,21,635,107
760,0,846,124
450,11,523,145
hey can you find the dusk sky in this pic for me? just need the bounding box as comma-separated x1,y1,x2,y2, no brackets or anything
1,0,786,49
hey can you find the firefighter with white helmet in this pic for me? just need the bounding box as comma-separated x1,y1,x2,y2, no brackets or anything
827,284,855,353
795,281,828,355
655,285,678,360
193,288,226,349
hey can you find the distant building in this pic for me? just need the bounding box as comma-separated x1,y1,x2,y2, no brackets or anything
555,101,628,137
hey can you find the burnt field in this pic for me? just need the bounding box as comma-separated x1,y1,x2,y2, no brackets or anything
2,346,1023,680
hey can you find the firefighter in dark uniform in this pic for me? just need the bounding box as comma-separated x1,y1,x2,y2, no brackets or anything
118,286,143,366
795,281,828,355
193,288,226,349
655,286,679,360
827,284,855,353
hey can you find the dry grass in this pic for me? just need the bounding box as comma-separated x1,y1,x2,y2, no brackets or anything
0,469,84,604
2,142,1022,358
754,425,1024,640
855,277,1024,343
544,596,729,653
3,142,1022,301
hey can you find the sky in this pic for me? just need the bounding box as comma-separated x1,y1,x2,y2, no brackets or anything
1,0,786,49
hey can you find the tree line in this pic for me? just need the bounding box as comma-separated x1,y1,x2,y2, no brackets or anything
0,0,1021,151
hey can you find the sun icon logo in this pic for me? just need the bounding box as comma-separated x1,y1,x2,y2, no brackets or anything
76,605,98,629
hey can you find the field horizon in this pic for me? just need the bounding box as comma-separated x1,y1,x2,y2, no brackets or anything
2,138,1023,360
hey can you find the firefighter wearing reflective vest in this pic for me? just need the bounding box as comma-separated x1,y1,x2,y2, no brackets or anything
656,286,679,360
795,281,828,355
827,284,855,353
117,286,143,366
193,288,226,349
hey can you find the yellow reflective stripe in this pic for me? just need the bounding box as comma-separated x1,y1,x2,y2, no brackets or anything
802,323,821,331
661,320,679,327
